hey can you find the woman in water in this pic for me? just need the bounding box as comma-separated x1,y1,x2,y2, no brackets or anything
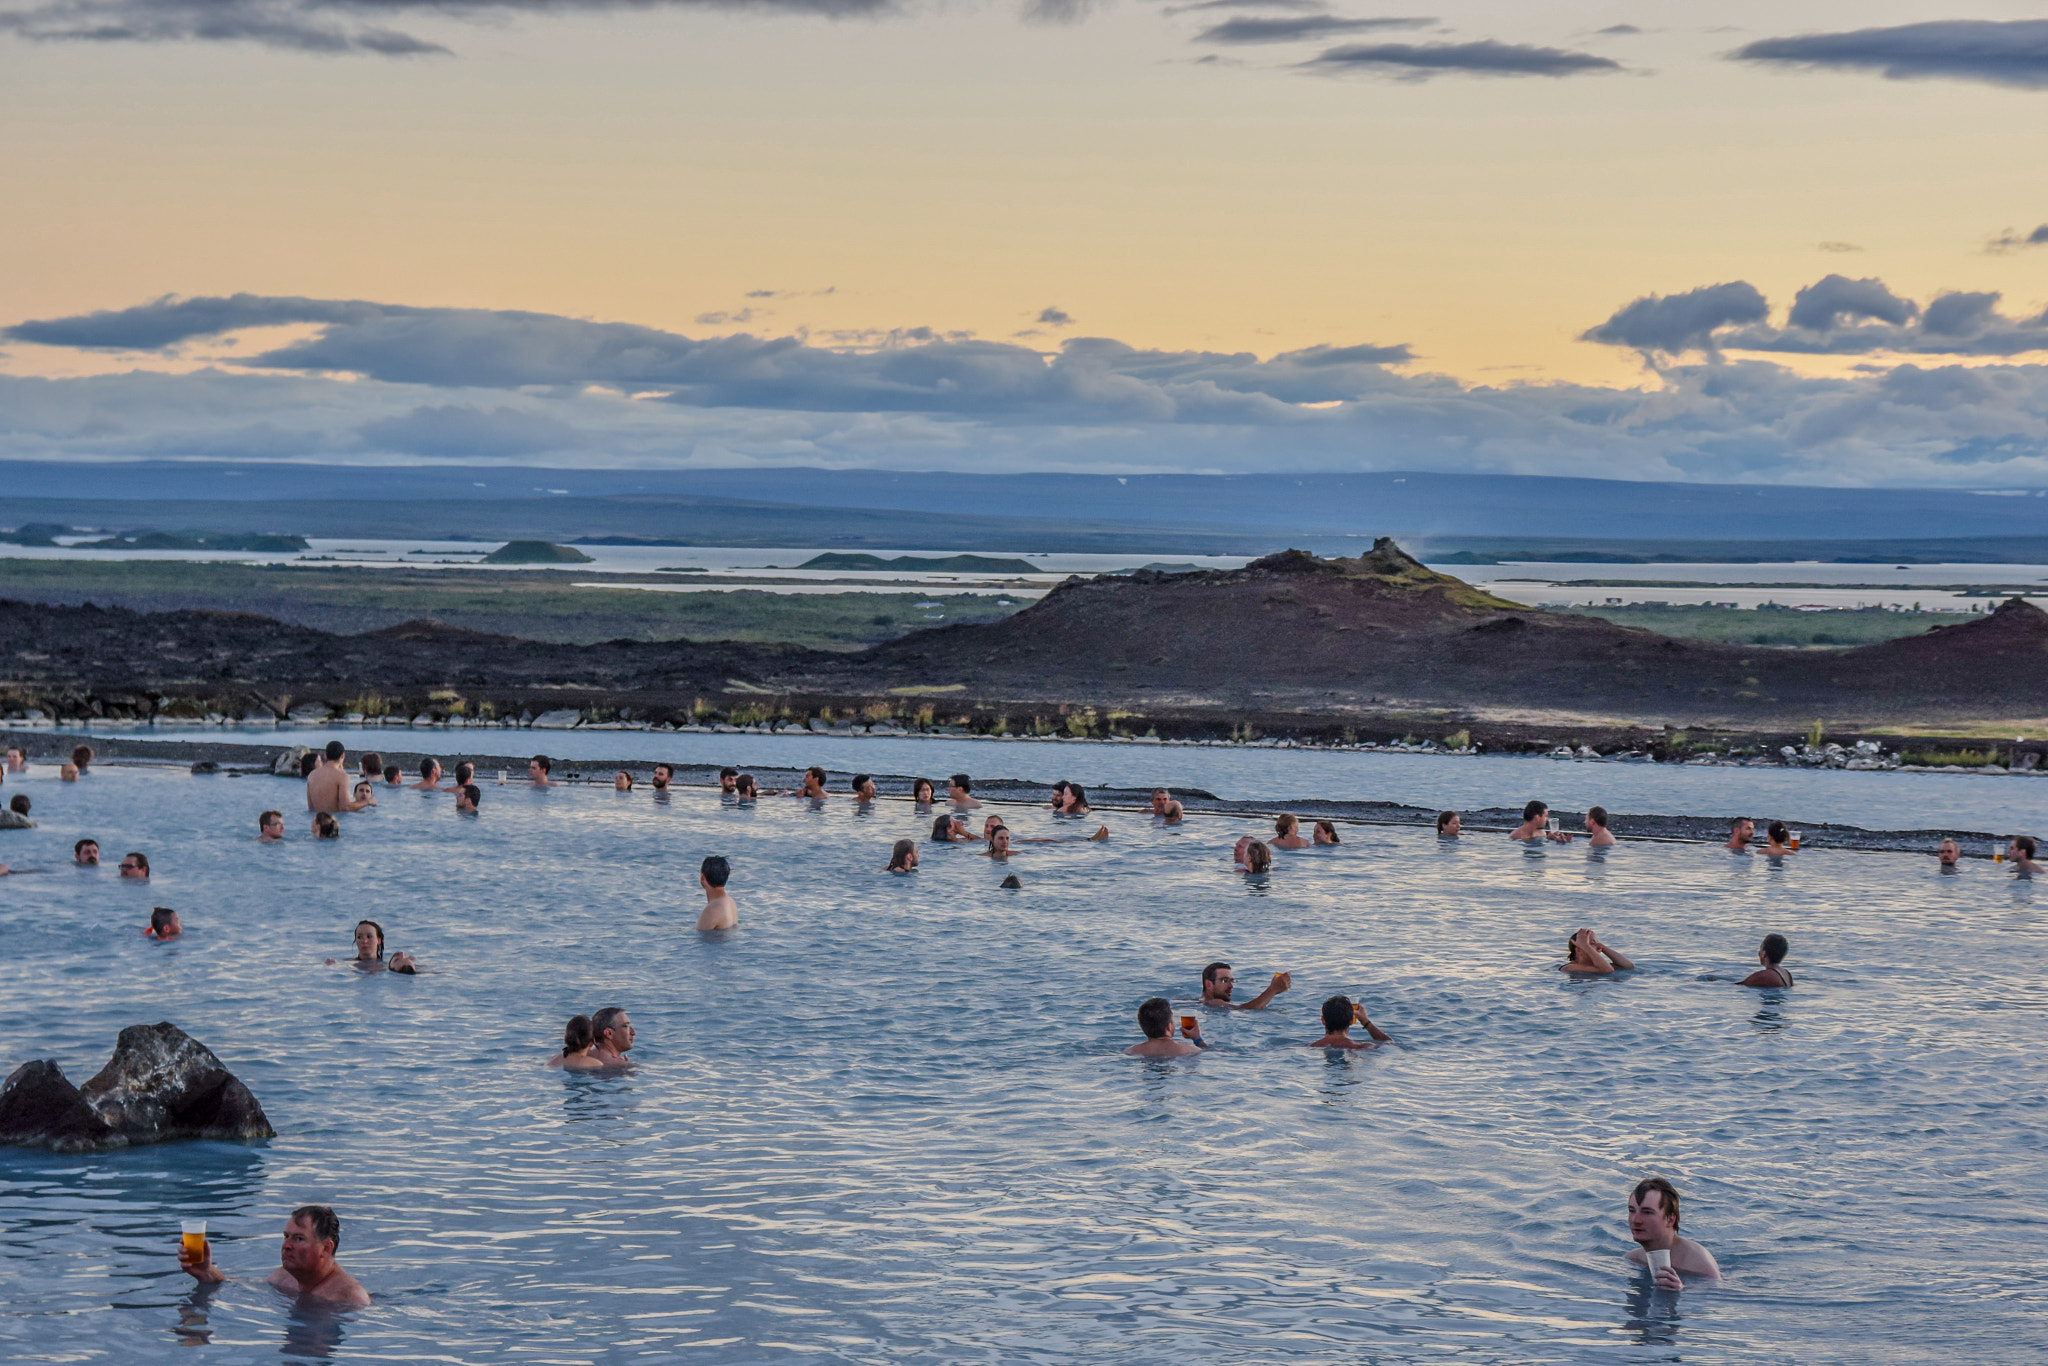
312,812,340,839
613,771,634,791
1763,821,1796,856
1271,814,1310,849
327,919,417,974
931,813,976,842
912,777,936,807
1234,837,1272,874
547,1015,605,1071
1312,820,1342,846
1558,928,1634,976
1059,784,1092,816
886,839,919,872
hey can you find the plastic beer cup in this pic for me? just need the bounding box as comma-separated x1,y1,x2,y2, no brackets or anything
1993,841,2004,863
1546,816,1559,835
1646,1247,1672,1281
1789,830,1801,851
181,1219,207,1262
1179,1015,1198,1039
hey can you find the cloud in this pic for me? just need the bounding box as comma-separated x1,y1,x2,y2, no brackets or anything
695,308,757,326
1037,306,1073,327
1595,24,1639,37
1816,241,1863,253
1300,38,1620,79
1584,275,2048,359
1194,14,1427,44
1732,20,2048,91
1168,0,1329,11
356,404,582,457
1986,224,2048,253
0,0,891,57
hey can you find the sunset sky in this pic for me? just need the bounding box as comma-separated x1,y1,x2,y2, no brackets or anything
5,1,2048,484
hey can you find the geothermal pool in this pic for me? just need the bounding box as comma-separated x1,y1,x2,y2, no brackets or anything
0,762,2042,1364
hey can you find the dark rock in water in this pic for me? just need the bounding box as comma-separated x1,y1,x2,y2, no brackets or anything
0,1023,274,1153
190,760,220,774
999,874,1023,889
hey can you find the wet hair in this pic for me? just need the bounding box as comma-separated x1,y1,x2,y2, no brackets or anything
1588,806,1609,829
614,770,634,789
461,783,482,807
454,762,475,784
360,751,382,772
591,1005,628,1045
1202,961,1231,987
852,773,873,794
150,906,179,935
124,851,150,873
719,767,738,780
1436,810,1458,832
887,839,916,871
1761,933,1788,964
653,764,672,782
1631,1177,1681,1228
260,809,282,830
313,813,339,838
1137,997,1171,1039
1730,816,1750,833
950,773,971,793
1275,813,1298,835
806,766,828,785
74,837,96,855
531,754,552,774
1314,820,1340,844
1522,800,1547,822
299,752,321,779
290,1205,341,1251
1320,995,1353,1034
355,919,386,957
562,1014,594,1056
1243,841,1271,874
1065,784,1089,809
1051,780,1071,799
735,774,758,797
913,778,935,803
383,765,401,783
931,814,958,841
420,757,439,780
71,744,94,769
9,793,26,816
325,741,345,762
2016,836,2037,858
701,855,731,888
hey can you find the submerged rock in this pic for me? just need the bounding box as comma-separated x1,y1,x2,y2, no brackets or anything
0,1023,274,1153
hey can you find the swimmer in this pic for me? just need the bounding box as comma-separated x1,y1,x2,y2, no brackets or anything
147,906,182,939
1312,820,1341,846
1624,1177,1719,1290
1510,801,1571,843
298,752,321,781
71,743,94,775
718,766,739,794
614,770,634,792
1559,928,1634,975
851,773,877,804
652,764,672,792
589,1006,634,1068
697,855,738,930
1937,838,1962,871
983,826,1014,858
1738,933,1793,988
2009,835,2041,875
453,761,476,789
547,1015,606,1072
4,747,24,773
1233,837,1272,874
382,764,402,786
119,851,149,879
358,751,383,786
74,838,100,865
326,919,416,973
529,754,554,787
306,742,372,814
1150,789,1184,823
912,777,936,807
413,758,444,791
949,773,981,810
1584,807,1616,848
885,839,919,872
258,810,284,842
931,813,976,843
455,784,481,813
1201,961,1291,1010
1309,995,1391,1050
312,812,340,839
1763,821,1795,856
1726,818,1755,854
1060,784,1092,816
1049,780,1070,811
734,773,759,800
1126,996,1204,1057
351,780,377,809
60,762,78,782
180,1204,370,1306
1270,814,1310,849
797,766,830,800
7,793,30,822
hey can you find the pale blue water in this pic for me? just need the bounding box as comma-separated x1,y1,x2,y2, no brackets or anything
0,762,2044,1364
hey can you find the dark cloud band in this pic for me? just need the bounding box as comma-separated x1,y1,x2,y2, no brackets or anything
1300,38,1619,78
1734,20,2048,91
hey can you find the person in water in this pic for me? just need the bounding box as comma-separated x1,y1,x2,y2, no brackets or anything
1584,807,1616,848
328,919,416,973
414,758,444,791
307,742,372,814
886,839,919,872
1048,780,1071,811
1560,928,1634,975
382,765,403,786
2009,835,2041,875
590,1006,634,1068
358,752,383,786
1738,933,1793,987
1763,821,1796,856
697,855,739,930
1937,838,1962,871
298,752,321,781
1624,1177,1719,1290
180,1204,370,1306
1511,801,1571,843
1312,820,1341,845
733,773,759,800
4,747,25,773
74,838,100,866
547,1015,606,1072
147,906,182,939
119,851,150,879
71,743,94,775
719,767,739,794
652,764,673,793
60,762,78,782
848,773,876,804
5,793,27,823
351,780,378,809
1126,997,1204,1057
452,761,477,789
1150,789,1184,823
1059,784,1092,816
1270,814,1310,850
1726,818,1755,854
931,813,976,843
312,812,340,839
912,777,936,806
1233,837,1272,874
613,771,634,791
984,826,1015,859
795,767,830,800
949,774,980,810
529,755,554,787
1309,995,1391,1050
1201,961,1291,1010
455,784,482,813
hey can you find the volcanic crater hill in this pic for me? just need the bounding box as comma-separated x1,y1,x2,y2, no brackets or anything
861,542,2048,723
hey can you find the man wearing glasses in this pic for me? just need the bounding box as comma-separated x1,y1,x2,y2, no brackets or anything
1200,961,1291,1010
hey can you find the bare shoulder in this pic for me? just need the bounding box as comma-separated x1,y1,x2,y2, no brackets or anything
319,1268,372,1306
1675,1236,1720,1278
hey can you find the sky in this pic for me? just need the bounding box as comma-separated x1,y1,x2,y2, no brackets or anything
4,1,2048,485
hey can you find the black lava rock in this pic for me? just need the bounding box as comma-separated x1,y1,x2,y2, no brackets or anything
0,1023,274,1153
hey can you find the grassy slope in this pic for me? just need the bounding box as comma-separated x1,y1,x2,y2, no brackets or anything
1562,604,1974,647
0,559,1026,650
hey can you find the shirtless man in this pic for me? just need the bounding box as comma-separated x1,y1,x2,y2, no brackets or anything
306,744,371,814
1738,933,1793,988
1511,801,1571,843
454,784,481,813
797,766,830,800
148,906,183,939
850,773,877,804
2009,835,2041,875
1201,961,1291,1010
1270,814,1311,850
357,752,383,787
652,764,673,793
719,767,739,794
1584,807,1617,848
1309,995,1392,1050
119,852,150,879
1623,1177,1720,1290
590,1006,635,1068
1126,997,1204,1057
696,856,738,930
949,774,981,810
74,838,100,865
1436,811,1461,839
258,811,285,842
1937,839,1962,871
180,1205,371,1307
1559,928,1634,975
1726,818,1755,854
1150,789,1184,823
413,758,444,791
528,755,554,788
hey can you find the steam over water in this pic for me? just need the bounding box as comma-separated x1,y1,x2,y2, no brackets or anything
0,762,2041,1363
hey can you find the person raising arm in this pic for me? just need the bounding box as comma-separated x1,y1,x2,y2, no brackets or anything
180,1205,371,1306
1200,961,1291,1010
1559,928,1635,975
